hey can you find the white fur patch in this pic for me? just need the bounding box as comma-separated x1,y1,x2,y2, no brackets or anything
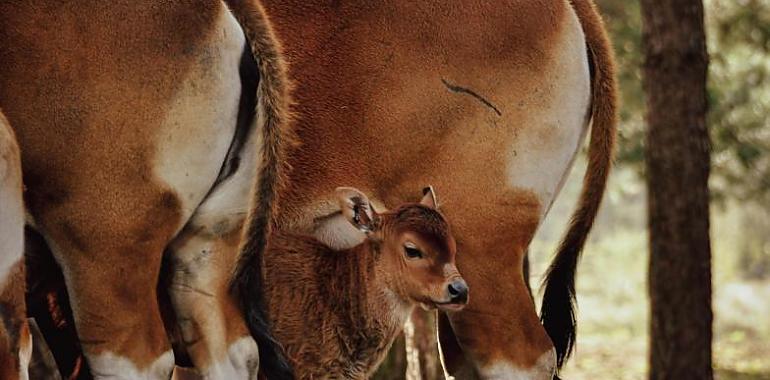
312,212,367,250
505,8,591,216
0,151,23,285
311,200,388,250
187,112,259,237
88,350,174,380
154,8,247,229
203,337,259,380
477,349,556,380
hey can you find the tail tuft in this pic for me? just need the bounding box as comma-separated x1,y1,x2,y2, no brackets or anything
541,244,580,367
540,0,618,372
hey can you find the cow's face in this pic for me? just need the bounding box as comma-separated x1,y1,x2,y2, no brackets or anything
335,186,468,312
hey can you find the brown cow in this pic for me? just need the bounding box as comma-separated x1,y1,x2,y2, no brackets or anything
263,186,467,379
0,110,31,380
232,1,618,379
0,1,293,378
2,1,617,379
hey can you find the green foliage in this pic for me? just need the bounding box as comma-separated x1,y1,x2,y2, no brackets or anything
596,0,770,205
708,0,770,204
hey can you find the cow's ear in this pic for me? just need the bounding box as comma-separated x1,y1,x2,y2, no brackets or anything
336,187,379,233
420,186,439,209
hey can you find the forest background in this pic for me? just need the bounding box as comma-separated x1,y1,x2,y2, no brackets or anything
528,0,770,378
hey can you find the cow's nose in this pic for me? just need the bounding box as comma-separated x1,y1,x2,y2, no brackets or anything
447,279,468,304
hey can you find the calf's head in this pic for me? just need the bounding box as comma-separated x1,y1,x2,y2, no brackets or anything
335,186,468,312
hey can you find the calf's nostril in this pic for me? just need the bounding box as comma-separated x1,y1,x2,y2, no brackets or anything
447,280,468,303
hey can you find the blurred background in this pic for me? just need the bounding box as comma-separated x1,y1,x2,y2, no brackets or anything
529,0,770,379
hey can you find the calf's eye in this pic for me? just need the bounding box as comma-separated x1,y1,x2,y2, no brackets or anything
404,243,423,259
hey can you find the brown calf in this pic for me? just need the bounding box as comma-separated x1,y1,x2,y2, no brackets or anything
262,187,467,379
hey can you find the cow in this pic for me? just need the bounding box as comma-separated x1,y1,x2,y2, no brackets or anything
262,186,467,379
0,1,294,378
232,1,618,379
0,110,32,380
1,0,616,379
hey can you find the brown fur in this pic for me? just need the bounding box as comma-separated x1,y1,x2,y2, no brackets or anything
254,0,617,375
224,0,296,280
1,0,295,376
0,0,222,367
263,201,463,379
262,0,554,366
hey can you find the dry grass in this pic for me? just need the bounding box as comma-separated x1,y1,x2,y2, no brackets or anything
529,165,770,380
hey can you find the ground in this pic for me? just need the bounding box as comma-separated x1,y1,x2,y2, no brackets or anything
529,163,770,380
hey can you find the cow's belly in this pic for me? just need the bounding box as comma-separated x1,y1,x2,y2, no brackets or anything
153,8,246,227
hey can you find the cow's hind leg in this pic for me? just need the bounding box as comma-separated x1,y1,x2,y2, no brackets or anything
33,186,184,379
51,217,178,379
166,136,259,379
0,113,32,380
168,223,257,379
53,231,176,379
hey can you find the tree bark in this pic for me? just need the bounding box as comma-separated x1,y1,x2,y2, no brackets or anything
640,1,713,379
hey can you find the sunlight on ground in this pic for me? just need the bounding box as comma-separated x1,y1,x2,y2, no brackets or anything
529,164,770,379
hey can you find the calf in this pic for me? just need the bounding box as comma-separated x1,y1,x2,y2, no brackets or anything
263,186,468,379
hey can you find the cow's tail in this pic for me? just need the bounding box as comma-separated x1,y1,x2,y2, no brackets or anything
540,0,618,371
223,1,296,379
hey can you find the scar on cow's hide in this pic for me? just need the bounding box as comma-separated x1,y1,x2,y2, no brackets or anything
441,78,502,117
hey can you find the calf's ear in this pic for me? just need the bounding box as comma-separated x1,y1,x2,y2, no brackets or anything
335,187,379,233
420,186,439,209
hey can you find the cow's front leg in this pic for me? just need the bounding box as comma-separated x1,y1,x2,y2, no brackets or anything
167,221,258,380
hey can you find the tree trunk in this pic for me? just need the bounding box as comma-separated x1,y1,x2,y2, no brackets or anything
640,1,713,379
